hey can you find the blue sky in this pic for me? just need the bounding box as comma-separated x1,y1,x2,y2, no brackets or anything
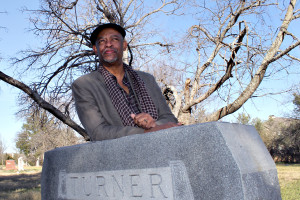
0,0,39,153
0,1,298,153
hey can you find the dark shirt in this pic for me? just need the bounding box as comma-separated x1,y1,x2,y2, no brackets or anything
118,73,141,115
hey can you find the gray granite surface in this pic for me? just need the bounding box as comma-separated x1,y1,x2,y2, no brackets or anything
41,122,281,200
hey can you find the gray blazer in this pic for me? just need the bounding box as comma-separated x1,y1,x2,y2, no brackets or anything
72,70,177,141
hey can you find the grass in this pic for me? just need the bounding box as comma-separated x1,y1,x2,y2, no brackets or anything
0,166,42,175
0,166,42,200
277,163,300,200
0,188,41,200
0,164,299,199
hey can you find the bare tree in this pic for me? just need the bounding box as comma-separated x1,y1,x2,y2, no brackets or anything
0,0,299,139
162,0,300,124
0,0,180,140
15,109,81,165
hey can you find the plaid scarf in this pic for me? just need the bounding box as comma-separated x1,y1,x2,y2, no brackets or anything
99,64,158,127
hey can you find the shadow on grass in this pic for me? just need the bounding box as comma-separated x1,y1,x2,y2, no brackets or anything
0,172,41,199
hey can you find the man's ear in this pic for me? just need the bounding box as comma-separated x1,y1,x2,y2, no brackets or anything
123,40,128,51
92,45,98,54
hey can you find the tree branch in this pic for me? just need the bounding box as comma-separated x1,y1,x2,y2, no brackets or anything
184,27,247,111
0,71,90,141
286,53,300,62
270,40,300,63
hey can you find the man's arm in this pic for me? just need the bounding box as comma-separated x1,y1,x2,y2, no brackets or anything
72,78,144,141
131,72,180,131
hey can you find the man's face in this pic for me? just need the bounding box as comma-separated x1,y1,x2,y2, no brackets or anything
93,28,127,66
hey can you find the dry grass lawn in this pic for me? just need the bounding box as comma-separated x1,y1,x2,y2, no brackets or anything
276,164,300,200
0,166,42,200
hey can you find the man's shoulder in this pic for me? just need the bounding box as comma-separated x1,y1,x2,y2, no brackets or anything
135,70,155,80
73,71,102,85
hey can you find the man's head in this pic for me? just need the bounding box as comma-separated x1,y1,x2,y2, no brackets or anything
91,23,127,66
90,23,126,45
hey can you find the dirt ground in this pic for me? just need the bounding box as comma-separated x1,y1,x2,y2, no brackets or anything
0,172,41,198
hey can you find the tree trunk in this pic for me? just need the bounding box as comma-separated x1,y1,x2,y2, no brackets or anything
178,111,192,125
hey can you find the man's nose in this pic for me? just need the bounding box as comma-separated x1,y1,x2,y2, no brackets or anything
105,39,113,47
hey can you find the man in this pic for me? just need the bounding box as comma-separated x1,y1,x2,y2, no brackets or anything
72,23,179,141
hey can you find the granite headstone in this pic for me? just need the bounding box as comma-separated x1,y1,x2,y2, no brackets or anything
18,157,24,171
41,122,281,200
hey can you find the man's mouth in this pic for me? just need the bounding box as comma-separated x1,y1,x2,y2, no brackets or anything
104,49,117,54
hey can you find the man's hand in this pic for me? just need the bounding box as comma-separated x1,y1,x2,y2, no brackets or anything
130,113,156,129
130,113,181,132
144,122,181,133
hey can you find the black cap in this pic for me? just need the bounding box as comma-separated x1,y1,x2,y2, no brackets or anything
90,23,126,45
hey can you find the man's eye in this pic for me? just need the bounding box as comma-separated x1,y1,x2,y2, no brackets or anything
98,40,105,44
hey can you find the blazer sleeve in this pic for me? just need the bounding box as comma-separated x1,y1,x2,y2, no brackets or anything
72,76,144,141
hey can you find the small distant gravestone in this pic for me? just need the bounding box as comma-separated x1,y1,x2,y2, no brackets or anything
42,122,281,200
36,157,40,167
5,160,16,170
18,157,24,171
